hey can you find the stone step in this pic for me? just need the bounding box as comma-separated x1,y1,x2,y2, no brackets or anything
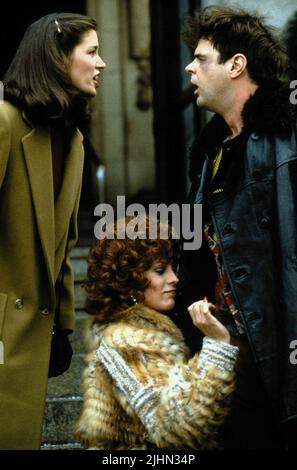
42,313,89,447
71,246,90,258
46,354,85,398
71,246,89,283
71,313,89,355
72,259,88,283
41,441,83,450
74,282,86,310
42,396,83,444
41,211,94,449
76,310,88,320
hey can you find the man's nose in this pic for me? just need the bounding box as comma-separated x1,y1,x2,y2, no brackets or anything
185,61,194,74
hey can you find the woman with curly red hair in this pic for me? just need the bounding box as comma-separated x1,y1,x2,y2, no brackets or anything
76,216,239,449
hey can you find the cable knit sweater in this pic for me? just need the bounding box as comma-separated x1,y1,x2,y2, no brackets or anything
76,304,238,450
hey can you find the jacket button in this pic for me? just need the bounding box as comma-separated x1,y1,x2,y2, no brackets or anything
15,298,24,310
260,216,270,228
40,306,50,315
251,132,261,140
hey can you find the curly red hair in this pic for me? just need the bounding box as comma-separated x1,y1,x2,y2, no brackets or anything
85,216,174,322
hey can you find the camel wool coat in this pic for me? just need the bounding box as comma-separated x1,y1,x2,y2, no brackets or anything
0,101,84,449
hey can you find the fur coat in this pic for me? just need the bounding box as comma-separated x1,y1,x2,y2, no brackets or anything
76,304,238,449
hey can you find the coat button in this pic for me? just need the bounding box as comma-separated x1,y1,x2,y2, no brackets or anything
15,298,24,309
40,306,50,315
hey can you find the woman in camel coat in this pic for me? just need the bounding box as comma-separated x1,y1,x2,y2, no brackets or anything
0,13,106,449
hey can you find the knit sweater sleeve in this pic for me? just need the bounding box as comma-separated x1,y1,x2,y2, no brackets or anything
95,326,238,449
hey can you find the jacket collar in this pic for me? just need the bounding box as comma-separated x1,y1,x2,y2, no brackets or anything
91,304,186,344
189,81,297,182
242,80,297,135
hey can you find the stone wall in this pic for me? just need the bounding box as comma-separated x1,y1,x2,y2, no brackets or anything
87,0,155,206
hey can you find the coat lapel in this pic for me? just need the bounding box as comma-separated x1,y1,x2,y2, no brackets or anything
22,118,84,283
22,126,55,283
54,129,84,255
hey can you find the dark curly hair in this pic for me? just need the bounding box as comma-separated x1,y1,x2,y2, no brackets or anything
85,216,174,322
182,5,287,86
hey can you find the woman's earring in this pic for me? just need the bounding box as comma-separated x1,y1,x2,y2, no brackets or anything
127,296,138,306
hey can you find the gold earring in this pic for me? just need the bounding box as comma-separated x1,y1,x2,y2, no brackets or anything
127,296,138,306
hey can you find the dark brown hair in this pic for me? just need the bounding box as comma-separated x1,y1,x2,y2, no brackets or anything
85,216,174,322
3,12,97,127
183,5,287,85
